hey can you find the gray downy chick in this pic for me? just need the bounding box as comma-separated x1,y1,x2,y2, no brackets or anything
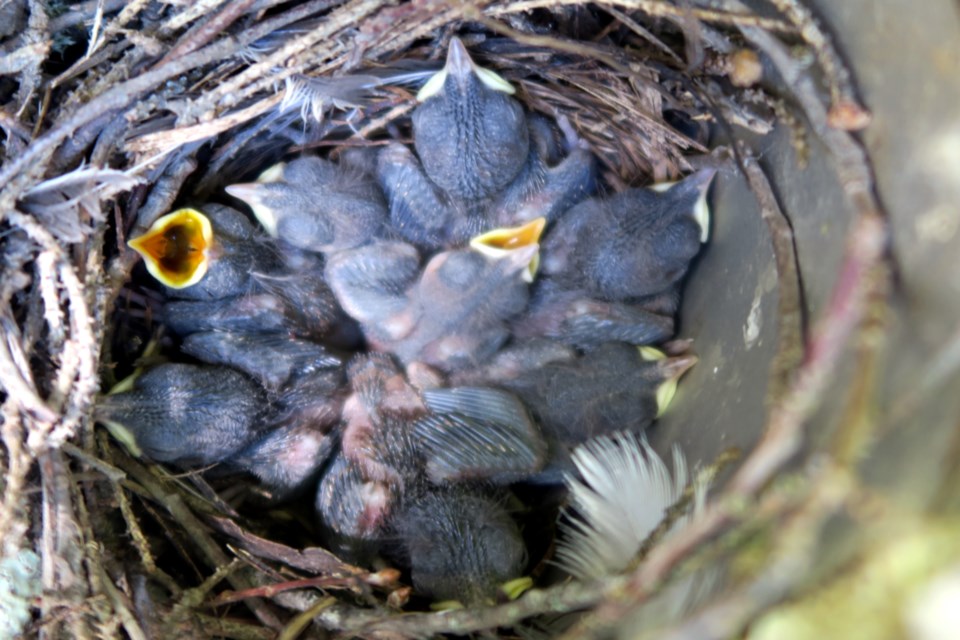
180,331,342,391
326,242,538,373
389,244,539,372
317,353,543,564
455,340,697,482
391,488,527,605
338,354,544,490
235,367,344,498
323,240,422,346
375,143,463,249
225,154,387,253
490,114,597,228
376,37,529,249
512,281,676,349
225,420,336,499
314,452,390,562
161,245,342,340
540,168,716,300
96,363,268,466
412,36,528,201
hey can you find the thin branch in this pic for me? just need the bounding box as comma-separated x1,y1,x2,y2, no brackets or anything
761,0,871,130
156,0,260,67
114,454,285,630
736,147,806,405
489,0,796,32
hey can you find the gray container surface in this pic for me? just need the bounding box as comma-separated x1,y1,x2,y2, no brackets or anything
651,0,960,506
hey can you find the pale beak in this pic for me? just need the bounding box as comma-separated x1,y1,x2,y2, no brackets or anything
470,217,547,283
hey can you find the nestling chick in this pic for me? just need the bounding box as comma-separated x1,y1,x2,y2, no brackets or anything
96,363,268,465
323,240,422,344
387,243,539,372
225,155,387,253
456,341,697,481
339,354,544,489
128,205,276,300
540,168,716,300
225,421,336,499
314,452,389,561
490,115,597,228
376,38,529,249
391,488,527,605
512,282,675,348
376,143,464,249
223,366,344,498
180,331,341,391
317,353,543,565
378,39,595,249
327,240,539,373
160,248,342,340
162,293,293,336
413,36,528,201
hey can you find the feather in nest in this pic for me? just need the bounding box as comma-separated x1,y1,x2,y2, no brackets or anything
18,165,142,243
557,432,718,634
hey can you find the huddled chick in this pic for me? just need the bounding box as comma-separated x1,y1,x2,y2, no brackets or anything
102,36,714,606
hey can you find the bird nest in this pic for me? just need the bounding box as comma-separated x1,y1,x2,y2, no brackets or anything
0,1,891,639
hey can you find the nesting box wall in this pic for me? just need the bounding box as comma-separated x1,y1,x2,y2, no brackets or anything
800,0,960,506
656,1,960,502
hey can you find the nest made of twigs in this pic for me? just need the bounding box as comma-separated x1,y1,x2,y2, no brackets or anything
0,1,892,638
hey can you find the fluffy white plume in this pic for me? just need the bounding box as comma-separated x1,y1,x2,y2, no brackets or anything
557,431,707,581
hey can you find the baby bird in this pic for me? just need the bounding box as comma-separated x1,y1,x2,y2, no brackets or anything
180,331,341,391
378,42,594,250
376,37,527,249
95,363,268,466
454,341,697,482
540,168,716,301
512,282,676,349
339,354,544,491
225,421,336,499
323,240,422,344
128,205,276,300
376,143,464,249
161,242,343,340
225,153,387,253
316,353,543,573
314,452,388,561
326,240,540,373
391,243,538,372
224,363,344,498
412,36,528,202
391,488,527,605
489,115,597,229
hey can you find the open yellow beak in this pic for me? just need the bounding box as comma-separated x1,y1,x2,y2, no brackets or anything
470,217,547,283
128,208,214,289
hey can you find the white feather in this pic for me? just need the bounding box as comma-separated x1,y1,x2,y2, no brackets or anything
556,432,705,581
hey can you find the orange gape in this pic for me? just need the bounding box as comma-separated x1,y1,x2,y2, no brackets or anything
128,209,213,289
